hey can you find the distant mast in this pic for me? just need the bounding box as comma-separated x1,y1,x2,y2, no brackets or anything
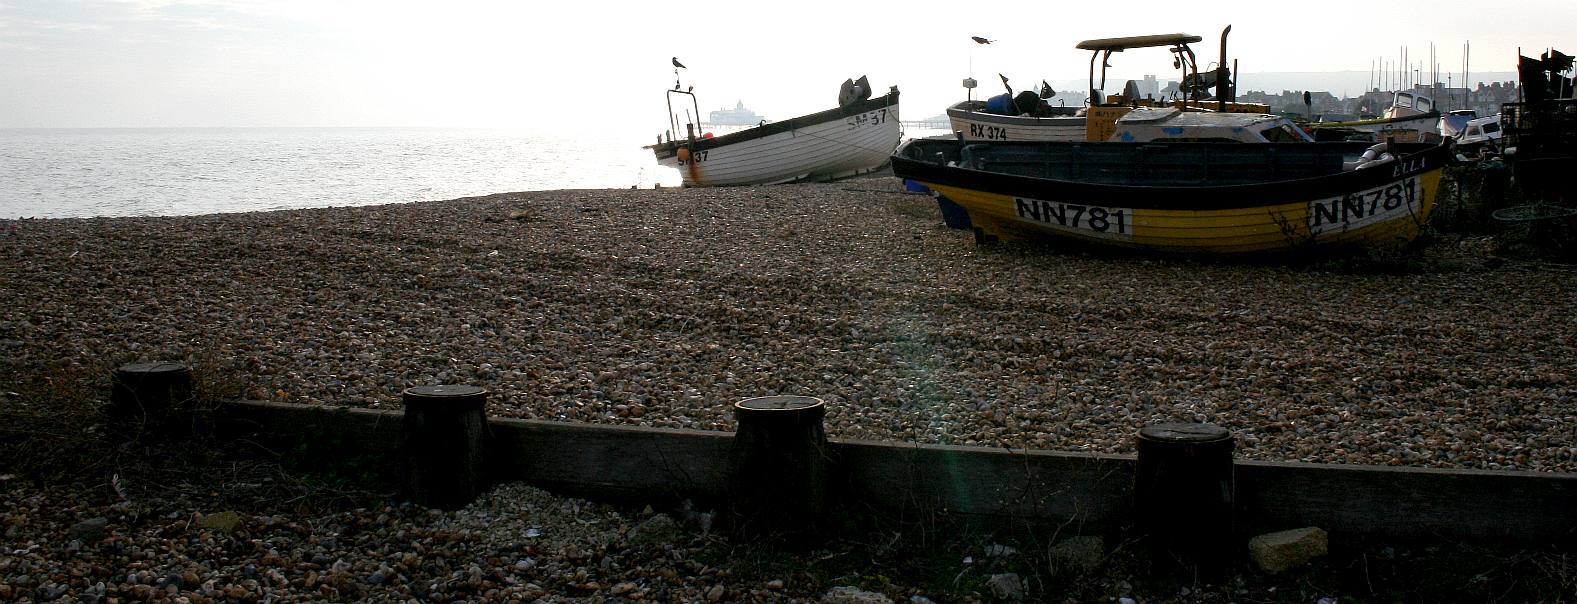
1464,40,1470,102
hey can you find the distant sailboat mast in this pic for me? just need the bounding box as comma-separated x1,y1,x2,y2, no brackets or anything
1452,40,1469,109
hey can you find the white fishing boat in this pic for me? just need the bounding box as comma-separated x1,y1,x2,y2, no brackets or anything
1309,91,1442,142
647,76,901,186
1453,114,1504,154
947,27,1267,142
945,97,1085,142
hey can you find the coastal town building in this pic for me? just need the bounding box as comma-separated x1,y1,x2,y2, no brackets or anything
1238,81,1519,120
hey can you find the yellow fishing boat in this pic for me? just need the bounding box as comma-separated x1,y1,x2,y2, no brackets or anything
892,138,1454,254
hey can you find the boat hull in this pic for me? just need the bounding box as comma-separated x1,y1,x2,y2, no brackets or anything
651,91,900,186
892,139,1454,255
946,101,1086,142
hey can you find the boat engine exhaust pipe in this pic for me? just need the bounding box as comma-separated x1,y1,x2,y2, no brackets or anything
1217,25,1232,112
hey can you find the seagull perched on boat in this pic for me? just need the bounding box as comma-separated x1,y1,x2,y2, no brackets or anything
971,36,993,45
672,57,686,69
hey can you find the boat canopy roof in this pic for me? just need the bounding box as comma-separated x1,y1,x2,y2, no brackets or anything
1076,33,1201,51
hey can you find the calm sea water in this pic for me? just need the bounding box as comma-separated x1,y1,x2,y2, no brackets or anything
0,127,686,219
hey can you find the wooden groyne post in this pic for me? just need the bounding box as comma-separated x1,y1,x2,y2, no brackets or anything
1134,422,1236,567
728,395,829,543
110,362,193,432
401,385,489,510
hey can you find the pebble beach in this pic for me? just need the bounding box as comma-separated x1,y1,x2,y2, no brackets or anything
3,179,1577,602
4,179,1575,471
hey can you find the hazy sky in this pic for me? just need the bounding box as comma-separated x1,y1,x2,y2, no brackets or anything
1,0,1568,130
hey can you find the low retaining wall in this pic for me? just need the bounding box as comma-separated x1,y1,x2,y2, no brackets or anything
214,400,1577,543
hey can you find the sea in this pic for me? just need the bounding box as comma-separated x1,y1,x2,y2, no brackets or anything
0,127,692,220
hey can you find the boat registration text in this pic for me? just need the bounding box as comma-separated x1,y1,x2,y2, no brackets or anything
846,108,890,130
1307,176,1419,235
1013,198,1133,239
676,148,708,166
969,124,1008,140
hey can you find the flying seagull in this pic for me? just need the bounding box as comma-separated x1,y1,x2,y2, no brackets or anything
672,57,686,69
971,36,993,45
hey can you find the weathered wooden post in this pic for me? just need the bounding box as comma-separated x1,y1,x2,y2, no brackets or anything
401,385,488,510
1134,422,1236,566
728,395,828,544
110,362,193,432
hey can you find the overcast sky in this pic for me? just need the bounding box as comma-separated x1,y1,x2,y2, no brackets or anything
1,0,1568,130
